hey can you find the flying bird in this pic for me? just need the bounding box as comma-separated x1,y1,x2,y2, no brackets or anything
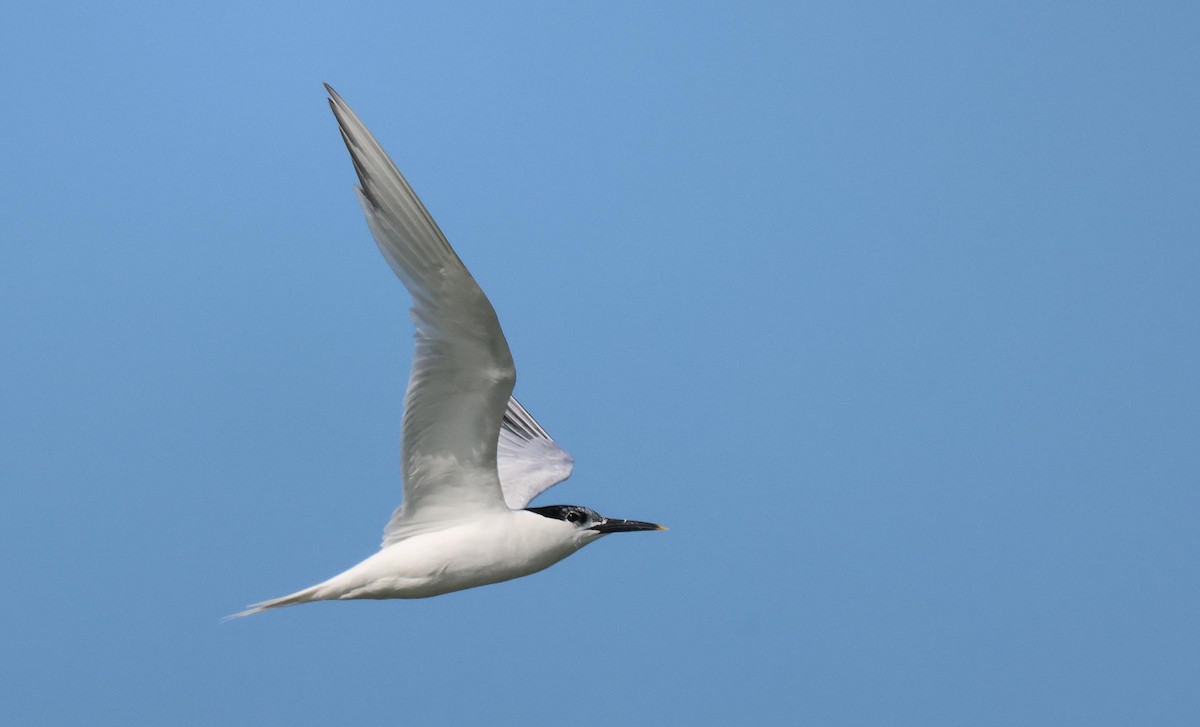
230,86,664,618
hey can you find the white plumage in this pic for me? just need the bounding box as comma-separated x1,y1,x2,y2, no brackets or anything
229,86,661,619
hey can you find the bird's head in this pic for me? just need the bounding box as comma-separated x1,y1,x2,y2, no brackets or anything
526,504,665,545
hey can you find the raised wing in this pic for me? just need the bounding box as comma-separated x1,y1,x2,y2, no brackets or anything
325,85,514,545
498,397,575,508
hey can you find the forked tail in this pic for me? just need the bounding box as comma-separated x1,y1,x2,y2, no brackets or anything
223,584,323,621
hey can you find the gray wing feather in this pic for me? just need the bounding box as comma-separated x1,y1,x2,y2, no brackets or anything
498,397,575,508
325,85,514,545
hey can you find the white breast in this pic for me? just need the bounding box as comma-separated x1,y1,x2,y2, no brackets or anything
312,510,580,600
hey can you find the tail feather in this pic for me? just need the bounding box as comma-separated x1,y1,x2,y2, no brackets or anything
223,584,323,621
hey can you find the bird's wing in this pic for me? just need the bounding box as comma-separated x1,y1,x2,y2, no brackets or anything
325,85,514,546
497,397,575,508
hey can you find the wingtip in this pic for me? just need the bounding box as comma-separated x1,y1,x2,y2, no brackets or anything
324,83,347,108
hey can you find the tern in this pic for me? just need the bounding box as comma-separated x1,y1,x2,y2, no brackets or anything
230,86,664,618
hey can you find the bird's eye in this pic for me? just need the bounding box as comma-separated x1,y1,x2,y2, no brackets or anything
566,510,583,524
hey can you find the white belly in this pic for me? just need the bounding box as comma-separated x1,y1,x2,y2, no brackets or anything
314,510,577,600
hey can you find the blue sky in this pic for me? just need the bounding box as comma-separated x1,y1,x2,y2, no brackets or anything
2,2,1197,724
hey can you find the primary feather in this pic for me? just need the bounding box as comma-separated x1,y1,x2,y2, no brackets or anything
325,86,574,545
327,85,514,540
